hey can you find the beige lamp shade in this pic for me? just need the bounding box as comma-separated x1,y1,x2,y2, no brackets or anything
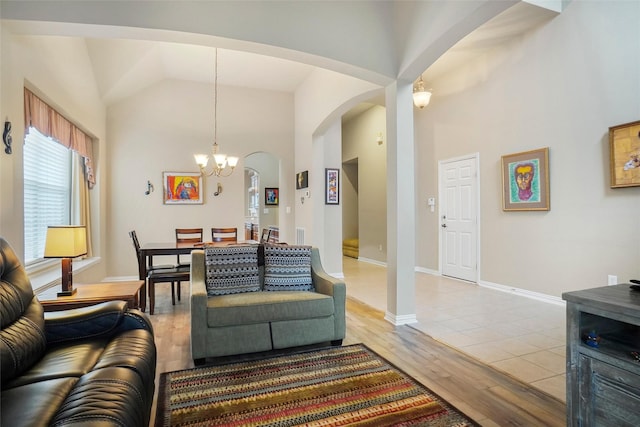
44,226,87,258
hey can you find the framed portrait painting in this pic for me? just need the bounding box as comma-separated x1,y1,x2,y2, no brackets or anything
501,148,549,211
163,172,203,204
265,187,279,206
325,168,339,205
609,120,640,188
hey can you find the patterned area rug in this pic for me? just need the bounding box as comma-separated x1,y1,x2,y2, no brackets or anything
155,344,477,426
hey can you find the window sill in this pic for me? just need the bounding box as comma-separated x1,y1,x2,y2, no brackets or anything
28,257,101,294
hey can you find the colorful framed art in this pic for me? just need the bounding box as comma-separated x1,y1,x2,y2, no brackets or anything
501,148,549,211
265,187,279,206
163,172,203,204
609,120,640,188
325,168,339,205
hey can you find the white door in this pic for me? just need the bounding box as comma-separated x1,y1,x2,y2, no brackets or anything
439,155,479,282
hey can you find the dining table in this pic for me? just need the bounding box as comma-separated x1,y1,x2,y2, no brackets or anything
137,241,260,312
137,240,259,281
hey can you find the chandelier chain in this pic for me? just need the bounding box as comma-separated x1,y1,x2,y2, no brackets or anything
193,47,238,177
213,48,217,148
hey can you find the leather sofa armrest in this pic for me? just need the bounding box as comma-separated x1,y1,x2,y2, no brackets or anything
44,300,152,345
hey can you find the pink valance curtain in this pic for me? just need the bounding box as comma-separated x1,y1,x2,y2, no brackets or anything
24,88,96,188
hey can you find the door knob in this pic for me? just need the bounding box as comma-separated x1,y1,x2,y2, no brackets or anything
441,223,447,228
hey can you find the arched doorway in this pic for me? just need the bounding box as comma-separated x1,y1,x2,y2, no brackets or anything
244,152,279,240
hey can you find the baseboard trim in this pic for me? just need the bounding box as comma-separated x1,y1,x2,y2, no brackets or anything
358,257,387,267
415,266,439,276
384,312,418,326
478,280,565,306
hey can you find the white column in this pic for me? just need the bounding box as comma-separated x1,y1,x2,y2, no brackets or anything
384,80,417,325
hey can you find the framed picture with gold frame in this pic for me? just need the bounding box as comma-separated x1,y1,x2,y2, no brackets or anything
501,148,550,211
163,172,203,204
609,120,640,188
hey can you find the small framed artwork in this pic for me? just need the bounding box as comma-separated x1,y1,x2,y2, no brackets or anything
325,168,339,205
163,172,203,204
265,187,279,206
609,120,640,188
501,148,549,211
296,171,308,189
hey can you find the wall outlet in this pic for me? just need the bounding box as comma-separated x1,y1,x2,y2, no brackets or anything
608,275,618,286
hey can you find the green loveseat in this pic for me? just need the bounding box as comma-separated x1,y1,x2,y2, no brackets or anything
190,245,346,362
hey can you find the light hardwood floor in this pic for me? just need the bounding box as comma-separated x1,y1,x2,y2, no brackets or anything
147,268,566,426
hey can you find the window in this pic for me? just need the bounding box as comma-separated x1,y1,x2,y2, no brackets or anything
23,127,72,265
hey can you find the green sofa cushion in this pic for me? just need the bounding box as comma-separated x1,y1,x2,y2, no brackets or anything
206,291,334,327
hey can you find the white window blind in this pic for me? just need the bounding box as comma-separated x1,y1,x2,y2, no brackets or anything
23,127,72,264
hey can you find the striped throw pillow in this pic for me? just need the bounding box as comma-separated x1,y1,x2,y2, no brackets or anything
264,244,313,291
205,245,260,296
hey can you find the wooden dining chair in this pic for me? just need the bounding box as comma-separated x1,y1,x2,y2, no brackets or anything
175,228,203,267
130,231,189,314
146,266,190,315
129,230,176,273
267,228,279,243
260,228,271,243
130,230,179,312
211,227,238,242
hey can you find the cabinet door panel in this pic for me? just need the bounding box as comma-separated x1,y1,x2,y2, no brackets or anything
581,356,640,427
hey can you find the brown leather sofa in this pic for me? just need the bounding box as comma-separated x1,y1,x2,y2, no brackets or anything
0,237,157,427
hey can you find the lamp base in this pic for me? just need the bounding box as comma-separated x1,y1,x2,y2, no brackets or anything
57,288,77,297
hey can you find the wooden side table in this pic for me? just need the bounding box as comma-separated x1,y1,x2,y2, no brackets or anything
38,280,145,312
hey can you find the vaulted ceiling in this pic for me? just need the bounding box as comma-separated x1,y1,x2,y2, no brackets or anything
1,1,557,108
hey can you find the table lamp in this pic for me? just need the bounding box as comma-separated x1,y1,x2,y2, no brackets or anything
44,225,87,297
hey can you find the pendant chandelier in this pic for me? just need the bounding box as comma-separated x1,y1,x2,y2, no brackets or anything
412,75,432,109
194,48,238,177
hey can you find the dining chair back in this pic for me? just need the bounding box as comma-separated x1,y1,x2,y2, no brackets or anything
211,227,238,242
175,228,203,267
130,230,188,314
146,266,190,315
267,228,279,243
129,230,175,275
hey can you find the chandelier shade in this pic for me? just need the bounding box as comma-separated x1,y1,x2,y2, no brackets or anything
413,75,432,109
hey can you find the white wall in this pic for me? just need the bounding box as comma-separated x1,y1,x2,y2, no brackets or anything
293,67,380,270
342,106,387,263
106,79,294,277
415,0,640,297
341,160,359,243
320,120,343,275
0,32,108,284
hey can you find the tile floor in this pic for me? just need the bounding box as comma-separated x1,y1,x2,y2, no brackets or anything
342,256,567,402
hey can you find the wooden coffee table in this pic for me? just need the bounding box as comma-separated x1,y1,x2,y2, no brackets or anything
38,280,145,312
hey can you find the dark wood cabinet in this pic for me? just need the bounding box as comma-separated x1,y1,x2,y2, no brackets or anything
563,284,640,426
